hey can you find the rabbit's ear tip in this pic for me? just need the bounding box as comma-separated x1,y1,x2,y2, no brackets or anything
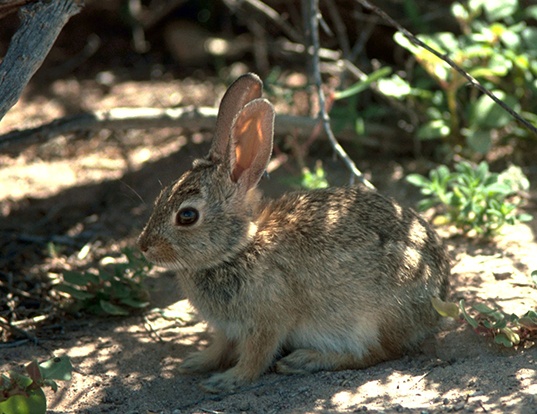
238,72,262,85
243,72,261,79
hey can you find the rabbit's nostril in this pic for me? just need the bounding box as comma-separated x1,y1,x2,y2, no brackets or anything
137,236,149,253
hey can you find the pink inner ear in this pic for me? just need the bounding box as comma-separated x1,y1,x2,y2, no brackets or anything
232,116,263,182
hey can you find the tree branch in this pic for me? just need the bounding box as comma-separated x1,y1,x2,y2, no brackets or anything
309,0,374,188
0,106,402,151
224,0,304,44
0,0,83,121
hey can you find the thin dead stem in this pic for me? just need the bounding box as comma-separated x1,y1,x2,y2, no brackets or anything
309,0,374,188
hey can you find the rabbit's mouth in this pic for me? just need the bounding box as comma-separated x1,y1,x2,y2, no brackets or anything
141,250,188,270
138,241,184,269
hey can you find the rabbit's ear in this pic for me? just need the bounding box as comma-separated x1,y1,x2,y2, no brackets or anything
210,73,263,162
229,99,274,191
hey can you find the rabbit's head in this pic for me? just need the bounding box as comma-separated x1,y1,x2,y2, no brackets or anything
138,74,274,270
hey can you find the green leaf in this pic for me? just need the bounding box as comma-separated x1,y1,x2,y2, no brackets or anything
39,356,72,381
120,297,150,309
518,316,537,329
394,31,420,54
524,310,537,319
517,213,533,222
54,284,95,300
459,300,479,328
531,271,537,285
334,67,392,100
466,130,492,154
417,199,439,211
99,300,129,316
525,5,537,20
406,174,431,188
500,327,520,345
468,0,486,14
484,182,513,196
42,379,58,393
63,271,99,286
498,165,530,192
9,371,33,389
482,319,494,329
99,270,113,282
494,332,514,347
302,163,329,190
417,119,450,140
376,74,412,99
451,2,469,21
472,303,496,314
499,28,521,50
492,318,507,329
355,117,365,135
431,297,460,318
0,388,47,414
393,32,455,81
1,374,12,392
482,0,518,22
429,32,460,53
470,91,518,129
111,282,131,299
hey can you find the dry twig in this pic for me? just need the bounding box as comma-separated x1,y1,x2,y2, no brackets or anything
309,0,374,188
224,0,304,43
0,106,394,151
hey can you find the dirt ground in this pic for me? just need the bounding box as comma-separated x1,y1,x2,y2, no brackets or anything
1,72,536,414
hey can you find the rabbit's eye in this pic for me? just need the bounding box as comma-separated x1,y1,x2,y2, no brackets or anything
176,207,199,226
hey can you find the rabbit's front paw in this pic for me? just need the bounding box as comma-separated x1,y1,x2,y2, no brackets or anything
200,370,247,393
178,351,219,375
276,349,325,374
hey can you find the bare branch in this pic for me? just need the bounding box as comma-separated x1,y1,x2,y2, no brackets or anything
309,0,374,188
0,106,400,152
0,0,83,121
323,0,351,58
224,0,304,43
355,0,537,137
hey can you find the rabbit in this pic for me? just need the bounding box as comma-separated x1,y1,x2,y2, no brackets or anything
137,73,450,393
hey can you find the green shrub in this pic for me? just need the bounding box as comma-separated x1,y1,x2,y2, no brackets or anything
382,0,537,154
407,161,532,237
55,248,152,316
433,297,537,348
0,357,72,414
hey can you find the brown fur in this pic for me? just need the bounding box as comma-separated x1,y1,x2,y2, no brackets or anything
138,73,450,393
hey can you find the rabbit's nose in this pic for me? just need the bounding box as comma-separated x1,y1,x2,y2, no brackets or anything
137,235,149,253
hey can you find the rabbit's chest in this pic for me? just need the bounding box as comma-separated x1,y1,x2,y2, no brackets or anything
181,265,248,317
192,266,244,302
187,288,251,340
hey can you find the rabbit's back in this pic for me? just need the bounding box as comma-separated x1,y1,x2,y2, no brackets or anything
251,184,449,356
257,184,449,291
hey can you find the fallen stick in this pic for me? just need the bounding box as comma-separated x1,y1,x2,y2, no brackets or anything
0,106,396,151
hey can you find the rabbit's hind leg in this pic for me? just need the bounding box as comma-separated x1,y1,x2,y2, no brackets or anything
275,346,392,374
